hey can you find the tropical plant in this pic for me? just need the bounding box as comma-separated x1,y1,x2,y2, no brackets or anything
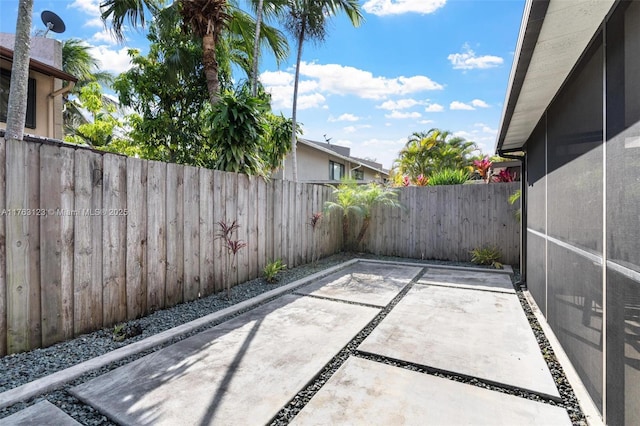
4,0,33,142
470,246,503,269
392,129,478,183
324,179,401,251
493,169,517,183
206,87,269,175
263,259,287,283
248,0,287,95
509,189,521,222
473,156,492,182
101,0,288,104
282,0,364,181
427,168,470,186
216,220,247,297
262,112,295,171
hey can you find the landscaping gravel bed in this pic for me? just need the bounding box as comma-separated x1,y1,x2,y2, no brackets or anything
0,255,586,425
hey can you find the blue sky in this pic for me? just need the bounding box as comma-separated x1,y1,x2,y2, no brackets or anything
1,0,525,169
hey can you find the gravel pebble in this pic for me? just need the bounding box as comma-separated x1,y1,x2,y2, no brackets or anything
0,255,586,425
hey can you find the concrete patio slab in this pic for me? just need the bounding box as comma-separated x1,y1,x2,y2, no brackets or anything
418,267,515,293
71,294,379,426
359,285,560,399
292,357,571,426
296,262,422,307
0,401,81,426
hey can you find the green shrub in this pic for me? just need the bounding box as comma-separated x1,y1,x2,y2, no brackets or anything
427,168,470,186
263,259,287,283
470,246,503,269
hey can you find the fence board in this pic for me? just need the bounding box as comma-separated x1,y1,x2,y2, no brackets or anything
0,138,5,355
264,180,274,266
102,155,127,326
39,145,74,347
247,177,259,280
73,150,103,334
272,180,283,263
288,181,296,265
212,170,225,293
183,166,200,301
146,160,167,313
257,178,267,273
199,168,215,296
224,173,238,289
125,157,147,319
236,174,249,284
166,163,184,306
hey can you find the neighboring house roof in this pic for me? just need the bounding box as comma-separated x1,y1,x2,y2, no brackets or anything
496,0,615,153
0,46,77,82
300,138,389,177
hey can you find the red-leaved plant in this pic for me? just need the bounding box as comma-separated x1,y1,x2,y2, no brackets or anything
493,169,516,183
415,174,429,186
473,157,493,182
309,212,322,264
216,220,247,298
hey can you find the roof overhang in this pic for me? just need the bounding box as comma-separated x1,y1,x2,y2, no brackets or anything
298,138,389,176
496,0,615,153
0,46,78,82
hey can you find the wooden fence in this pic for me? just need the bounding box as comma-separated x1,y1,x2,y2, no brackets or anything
0,138,342,355
355,183,521,265
0,137,520,355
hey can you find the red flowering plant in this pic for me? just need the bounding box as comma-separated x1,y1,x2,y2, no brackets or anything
415,174,429,186
473,157,493,182
493,169,516,183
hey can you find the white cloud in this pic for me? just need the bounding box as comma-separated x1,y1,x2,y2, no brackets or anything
448,44,503,70
450,101,475,111
363,0,447,16
377,98,422,110
68,0,103,27
260,70,294,86
300,62,443,99
344,126,357,133
419,119,434,125
385,111,421,119
89,46,134,74
261,71,323,110
91,29,118,45
471,99,490,108
424,103,444,112
297,93,327,110
454,125,499,154
329,113,360,122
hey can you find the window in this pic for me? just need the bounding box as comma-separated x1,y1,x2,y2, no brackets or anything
329,161,345,180
353,169,364,180
0,68,36,129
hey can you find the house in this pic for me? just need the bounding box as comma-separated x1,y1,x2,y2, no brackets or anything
275,138,389,183
0,33,77,140
496,1,639,425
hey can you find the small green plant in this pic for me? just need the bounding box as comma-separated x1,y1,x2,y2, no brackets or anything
427,168,470,186
263,259,287,283
112,323,143,342
509,189,521,222
470,246,503,269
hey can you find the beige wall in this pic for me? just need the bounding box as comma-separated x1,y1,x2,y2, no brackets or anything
276,143,386,183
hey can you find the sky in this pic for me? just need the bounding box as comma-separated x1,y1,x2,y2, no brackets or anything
0,0,526,169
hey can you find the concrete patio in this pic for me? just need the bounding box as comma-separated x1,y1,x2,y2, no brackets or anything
1,261,572,425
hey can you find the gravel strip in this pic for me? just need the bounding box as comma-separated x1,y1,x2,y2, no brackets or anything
0,256,585,425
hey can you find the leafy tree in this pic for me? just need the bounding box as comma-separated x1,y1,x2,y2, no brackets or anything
354,183,401,246
113,18,213,165
64,82,126,148
4,0,33,142
102,0,288,104
393,128,478,183
324,179,362,250
283,0,363,181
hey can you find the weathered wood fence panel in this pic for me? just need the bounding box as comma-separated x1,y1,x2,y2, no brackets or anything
0,137,519,355
357,184,520,264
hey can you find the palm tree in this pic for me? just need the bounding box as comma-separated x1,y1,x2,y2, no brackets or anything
101,0,288,104
393,128,478,182
62,39,114,135
283,0,363,181
4,0,34,142
324,179,363,251
355,183,401,246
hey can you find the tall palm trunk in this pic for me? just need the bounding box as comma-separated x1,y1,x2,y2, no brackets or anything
5,0,34,142
356,216,371,246
251,0,264,96
202,31,221,104
290,24,305,182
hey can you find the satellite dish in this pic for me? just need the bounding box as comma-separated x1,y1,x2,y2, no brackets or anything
41,10,66,37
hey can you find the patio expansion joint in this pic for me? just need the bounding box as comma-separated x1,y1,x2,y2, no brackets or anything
268,267,429,425
291,292,385,309
352,350,564,405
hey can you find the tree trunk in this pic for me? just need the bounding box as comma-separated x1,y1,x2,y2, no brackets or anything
251,0,264,96
202,31,220,104
5,0,34,142
356,217,371,246
290,25,305,182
